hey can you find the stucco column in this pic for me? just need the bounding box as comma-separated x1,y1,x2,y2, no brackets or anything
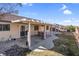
27,21,31,49
44,25,46,39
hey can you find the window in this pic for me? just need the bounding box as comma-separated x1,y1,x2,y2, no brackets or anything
3,24,10,31
46,26,49,30
0,24,2,31
21,26,25,31
34,25,39,30
0,24,10,31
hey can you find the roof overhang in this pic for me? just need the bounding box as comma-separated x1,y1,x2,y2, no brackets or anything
11,19,52,26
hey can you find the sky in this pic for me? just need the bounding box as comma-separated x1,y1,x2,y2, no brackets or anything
16,3,79,26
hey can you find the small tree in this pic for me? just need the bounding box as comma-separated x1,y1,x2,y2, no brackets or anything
66,25,75,32
0,3,22,14
0,3,22,19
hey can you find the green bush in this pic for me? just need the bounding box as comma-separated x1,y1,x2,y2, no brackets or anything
66,25,75,32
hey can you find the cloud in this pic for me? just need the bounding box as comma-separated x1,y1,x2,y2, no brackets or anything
63,18,79,23
21,3,28,5
61,4,67,10
63,19,72,23
60,22,78,26
21,3,33,6
28,4,33,6
63,9,72,15
59,19,79,26
60,4,72,15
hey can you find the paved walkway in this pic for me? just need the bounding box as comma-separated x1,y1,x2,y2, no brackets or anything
32,32,59,51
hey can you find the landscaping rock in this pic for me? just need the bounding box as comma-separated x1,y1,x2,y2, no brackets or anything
0,53,5,56
4,45,30,56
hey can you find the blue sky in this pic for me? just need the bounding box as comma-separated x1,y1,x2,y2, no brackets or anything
17,3,79,26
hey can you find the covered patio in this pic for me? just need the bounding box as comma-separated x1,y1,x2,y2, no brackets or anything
12,19,52,50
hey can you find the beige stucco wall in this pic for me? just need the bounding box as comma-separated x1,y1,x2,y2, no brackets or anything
38,25,51,36
0,22,24,41
0,22,21,41
39,25,44,32
31,25,38,35
10,23,20,39
0,31,11,41
0,22,11,41
10,23,39,38
31,25,51,36
38,25,51,32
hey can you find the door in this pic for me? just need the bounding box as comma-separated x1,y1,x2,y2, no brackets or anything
20,26,26,37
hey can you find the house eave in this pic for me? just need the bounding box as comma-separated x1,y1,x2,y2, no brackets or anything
0,20,11,23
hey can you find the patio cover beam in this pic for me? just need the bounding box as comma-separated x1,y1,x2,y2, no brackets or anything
27,21,31,49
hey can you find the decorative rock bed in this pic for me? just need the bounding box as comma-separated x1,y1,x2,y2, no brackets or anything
4,45,30,56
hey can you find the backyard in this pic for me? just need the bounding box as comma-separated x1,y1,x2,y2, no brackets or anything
0,32,78,56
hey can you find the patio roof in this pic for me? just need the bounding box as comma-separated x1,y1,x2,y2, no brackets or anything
11,19,52,26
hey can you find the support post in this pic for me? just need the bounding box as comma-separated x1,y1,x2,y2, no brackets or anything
49,26,50,31
49,25,51,35
49,26,51,34
27,22,31,49
44,25,46,39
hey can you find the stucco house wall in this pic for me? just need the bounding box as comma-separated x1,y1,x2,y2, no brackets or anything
0,22,11,41
10,23,20,39
0,22,21,41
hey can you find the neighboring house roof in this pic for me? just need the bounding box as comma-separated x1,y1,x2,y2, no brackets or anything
52,24,67,31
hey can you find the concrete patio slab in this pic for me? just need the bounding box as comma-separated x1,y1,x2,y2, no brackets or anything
32,33,59,51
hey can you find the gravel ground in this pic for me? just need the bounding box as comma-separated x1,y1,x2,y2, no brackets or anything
4,45,30,56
